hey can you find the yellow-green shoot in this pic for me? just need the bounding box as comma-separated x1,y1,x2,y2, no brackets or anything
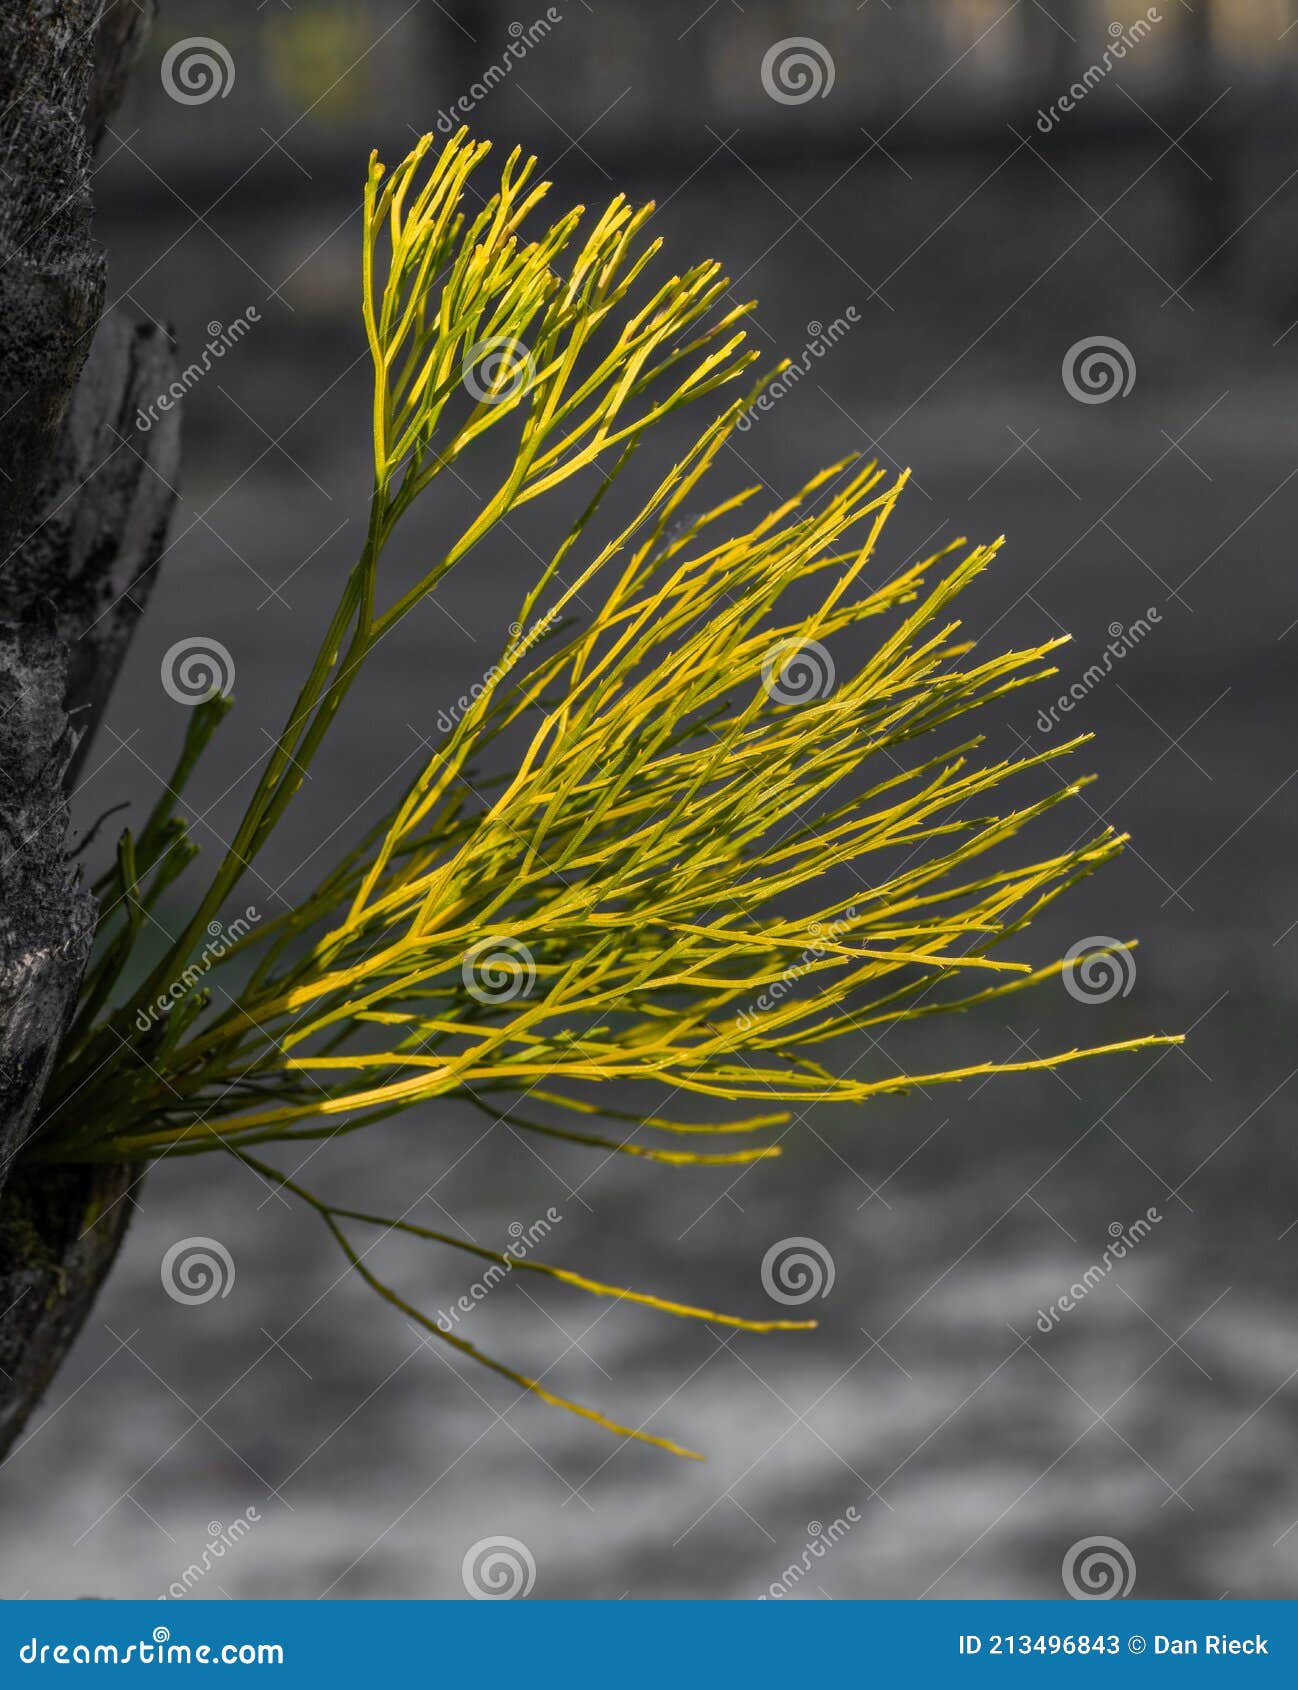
37,130,1179,1459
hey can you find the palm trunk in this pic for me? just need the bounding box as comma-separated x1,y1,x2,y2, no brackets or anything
0,0,176,1458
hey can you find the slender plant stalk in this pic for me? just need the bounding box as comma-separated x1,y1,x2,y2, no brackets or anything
35,130,1181,1457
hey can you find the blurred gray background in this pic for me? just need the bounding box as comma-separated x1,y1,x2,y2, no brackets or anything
3,0,1298,1600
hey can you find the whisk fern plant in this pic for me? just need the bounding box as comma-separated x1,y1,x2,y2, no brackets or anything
38,130,1177,1458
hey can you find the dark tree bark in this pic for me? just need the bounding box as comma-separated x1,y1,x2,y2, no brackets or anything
0,0,174,1457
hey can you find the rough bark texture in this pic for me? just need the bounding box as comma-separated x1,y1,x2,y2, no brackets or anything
0,630,131,1449
0,0,106,558
10,312,182,784
85,0,157,149
0,0,174,1457
0,623,97,1170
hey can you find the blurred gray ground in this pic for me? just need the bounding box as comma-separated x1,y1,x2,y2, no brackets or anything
2,0,1298,1600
